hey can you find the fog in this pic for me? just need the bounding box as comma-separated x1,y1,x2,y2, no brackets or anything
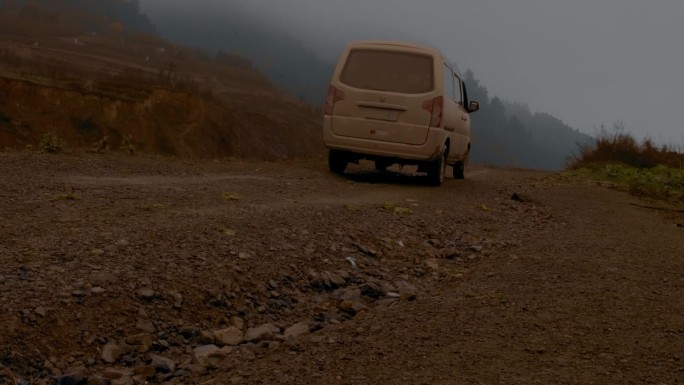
140,0,684,145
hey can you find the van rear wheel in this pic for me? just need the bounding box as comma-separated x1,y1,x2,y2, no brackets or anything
427,149,447,186
375,160,391,172
453,161,465,180
328,150,348,174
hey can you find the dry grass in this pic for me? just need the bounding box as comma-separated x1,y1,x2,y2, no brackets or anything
567,125,684,202
569,125,684,169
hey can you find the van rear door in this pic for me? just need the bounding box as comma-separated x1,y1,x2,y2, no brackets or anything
329,49,436,146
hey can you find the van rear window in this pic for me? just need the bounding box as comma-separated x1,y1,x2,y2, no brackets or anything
340,49,434,94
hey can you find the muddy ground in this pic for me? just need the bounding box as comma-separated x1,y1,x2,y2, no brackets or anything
0,151,683,385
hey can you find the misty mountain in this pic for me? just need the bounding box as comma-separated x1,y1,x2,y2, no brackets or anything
464,70,593,170
139,0,332,106
0,0,156,35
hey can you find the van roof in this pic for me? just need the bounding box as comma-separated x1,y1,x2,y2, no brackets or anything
346,40,440,54
344,40,461,76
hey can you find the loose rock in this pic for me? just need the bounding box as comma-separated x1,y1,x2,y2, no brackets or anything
244,323,279,343
101,342,122,364
137,288,155,300
125,333,155,353
214,326,243,346
192,345,229,368
136,319,156,333
149,354,176,374
284,322,310,341
396,281,418,301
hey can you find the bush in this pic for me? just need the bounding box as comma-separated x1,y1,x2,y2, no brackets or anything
567,125,684,202
38,130,67,153
569,123,684,169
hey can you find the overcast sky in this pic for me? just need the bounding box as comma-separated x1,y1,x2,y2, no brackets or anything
141,0,684,145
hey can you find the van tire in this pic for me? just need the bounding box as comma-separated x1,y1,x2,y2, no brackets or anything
375,160,390,172
328,150,348,174
453,161,465,180
427,150,446,186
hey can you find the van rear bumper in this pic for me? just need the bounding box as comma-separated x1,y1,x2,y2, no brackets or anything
323,119,445,163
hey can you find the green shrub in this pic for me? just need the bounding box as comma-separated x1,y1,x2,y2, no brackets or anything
119,134,136,155
567,126,684,202
39,130,67,153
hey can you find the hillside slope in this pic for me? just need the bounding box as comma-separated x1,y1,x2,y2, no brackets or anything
0,4,324,159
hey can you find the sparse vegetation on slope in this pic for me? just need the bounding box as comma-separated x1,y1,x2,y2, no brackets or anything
0,2,324,160
567,125,684,202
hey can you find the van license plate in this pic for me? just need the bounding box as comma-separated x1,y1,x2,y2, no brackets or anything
364,108,399,122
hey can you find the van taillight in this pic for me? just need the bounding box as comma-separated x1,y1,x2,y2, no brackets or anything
422,96,443,127
324,85,345,115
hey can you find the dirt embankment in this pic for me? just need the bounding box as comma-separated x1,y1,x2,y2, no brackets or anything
0,77,323,160
0,33,325,161
1,152,682,385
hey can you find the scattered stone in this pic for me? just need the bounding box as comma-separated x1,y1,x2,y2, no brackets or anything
71,290,86,297
57,374,86,385
377,298,399,307
86,375,110,385
125,333,155,353
101,342,122,364
470,245,484,252
91,287,106,295
192,345,228,368
345,256,358,268
425,258,439,270
101,369,131,380
103,245,118,253
57,366,88,385
214,327,243,346
354,242,378,256
441,247,462,259
0,275,5,284
338,300,368,316
308,270,323,287
65,366,87,377
360,282,386,299
230,316,246,330
133,365,155,379
169,291,183,308
115,239,129,247
111,377,133,385
283,322,310,341
180,326,199,339
136,319,156,333
396,281,418,301
198,330,215,345
335,287,362,302
244,323,279,343
137,288,155,300
35,306,47,317
328,272,347,287
149,354,176,374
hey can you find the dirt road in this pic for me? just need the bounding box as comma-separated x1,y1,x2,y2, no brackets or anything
1,152,682,385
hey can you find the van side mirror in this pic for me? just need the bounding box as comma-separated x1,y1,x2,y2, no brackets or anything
468,101,480,113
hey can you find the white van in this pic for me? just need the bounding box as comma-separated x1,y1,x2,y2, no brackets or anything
323,40,479,185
